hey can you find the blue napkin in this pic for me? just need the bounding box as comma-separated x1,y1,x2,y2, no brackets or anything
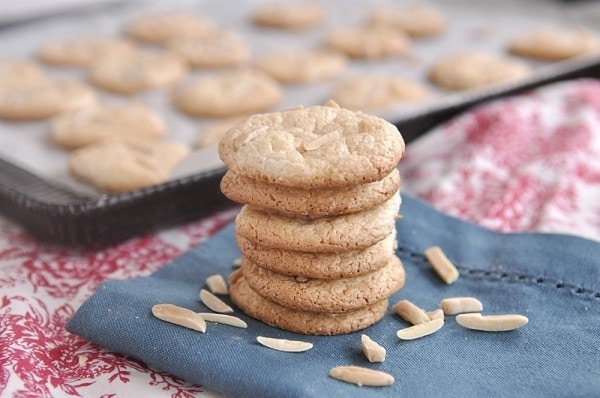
66,194,600,398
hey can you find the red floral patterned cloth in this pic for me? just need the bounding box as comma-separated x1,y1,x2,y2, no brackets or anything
2,79,600,397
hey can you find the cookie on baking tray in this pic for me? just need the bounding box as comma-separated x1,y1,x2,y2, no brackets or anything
0,79,96,121
168,31,250,68
221,168,400,217
50,102,166,149
252,3,325,30
218,101,405,189
368,4,446,38
229,273,389,335
236,230,396,280
125,12,214,44
197,117,246,148
325,26,410,59
88,49,186,95
508,26,600,61
38,37,135,67
255,49,347,84
240,255,405,313
428,52,531,91
235,192,401,252
332,75,430,110
173,69,282,117
0,59,45,84
69,140,189,193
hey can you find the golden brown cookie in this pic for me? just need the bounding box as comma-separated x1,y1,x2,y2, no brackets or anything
221,168,400,217
326,26,410,59
236,230,396,280
0,59,45,85
125,12,214,44
240,255,405,313
218,101,405,189
255,50,347,84
368,4,446,38
168,31,249,68
508,26,600,61
229,273,388,335
88,50,186,95
332,75,430,110
50,102,166,149
428,52,531,91
173,69,281,117
38,37,135,66
69,140,189,192
235,192,400,252
253,3,325,30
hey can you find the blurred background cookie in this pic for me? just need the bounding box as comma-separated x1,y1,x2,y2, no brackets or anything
368,4,446,38
38,37,135,67
196,117,245,148
125,12,214,44
508,26,600,61
253,3,325,30
326,26,410,59
168,31,250,68
255,50,347,84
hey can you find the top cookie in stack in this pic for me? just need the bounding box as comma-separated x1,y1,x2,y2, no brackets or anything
219,100,406,335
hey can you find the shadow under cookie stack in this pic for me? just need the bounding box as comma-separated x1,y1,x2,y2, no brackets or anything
219,101,406,335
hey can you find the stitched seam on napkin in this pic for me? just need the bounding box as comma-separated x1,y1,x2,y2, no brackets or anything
396,246,600,300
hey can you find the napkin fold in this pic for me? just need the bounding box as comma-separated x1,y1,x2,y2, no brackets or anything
66,194,600,398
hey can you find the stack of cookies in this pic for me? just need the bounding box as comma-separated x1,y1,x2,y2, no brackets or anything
219,101,406,335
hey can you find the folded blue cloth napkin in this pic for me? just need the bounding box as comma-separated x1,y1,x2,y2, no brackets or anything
66,194,600,398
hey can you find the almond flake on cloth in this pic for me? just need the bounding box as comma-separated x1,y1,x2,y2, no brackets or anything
398,79,600,242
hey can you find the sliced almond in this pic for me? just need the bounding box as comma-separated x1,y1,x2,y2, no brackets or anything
361,334,386,363
329,366,394,387
151,303,206,333
303,131,339,151
426,309,444,321
456,313,528,332
295,276,309,283
440,297,483,315
206,274,229,295
393,299,430,325
198,313,247,328
424,245,459,284
256,336,313,352
199,289,234,313
396,318,444,340
233,257,242,267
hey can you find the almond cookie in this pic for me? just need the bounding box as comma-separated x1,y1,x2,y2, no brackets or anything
235,192,400,252
229,274,388,335
508,26,600,61
326,26,410,59
428,52,531,91
69,140,189,192
255,50,347,84
168,31,249,68
236,230,396,280
89,50,186,95
0,79,96,121
368,4,446,38
253,3,325,30
50,102,166,149
332,75,430,110
173,69,281,117
221,168,400,217
125,12,214,44
197,117,246,148
0,59,45,85
38,37,135,67
218,101,405,189
241,255,405,313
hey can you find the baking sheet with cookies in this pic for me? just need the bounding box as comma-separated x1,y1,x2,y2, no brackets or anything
1,0,599,244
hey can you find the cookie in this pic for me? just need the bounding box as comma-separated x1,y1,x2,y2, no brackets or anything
173,69,281,117
508,26,600,61
38,37,135,66
168,31,249,68
253,3,325,30
197,117,246,148
0,79,96,121
255,50,347,84
326,26,410,59
235,192,401,252
50,102,166,149
218,101,405,189
241,255,404,313
428,52,531,91
89,50,186,95
229,273,388,335
221,168,400,217
69,140,189,192
368,4,446,38
332,75,430,110
0,59,45,85
236,230,396,280
125,12,214,44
